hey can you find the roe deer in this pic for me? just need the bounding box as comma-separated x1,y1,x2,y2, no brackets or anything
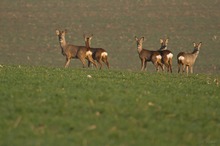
135,36,163,72
158,38,173,73
83,34,110,69
177,42,202,75
55,29,97,68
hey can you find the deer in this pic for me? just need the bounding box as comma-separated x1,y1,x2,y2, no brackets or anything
83,34,110,69
158,38,173,73
177,42,202,75
55,29,97,68
135,36,163,72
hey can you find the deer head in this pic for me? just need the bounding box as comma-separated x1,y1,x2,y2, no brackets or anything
83,33,93,47
193,42,202,52
135,36,144,48
56,29,67,43
159,38,169,50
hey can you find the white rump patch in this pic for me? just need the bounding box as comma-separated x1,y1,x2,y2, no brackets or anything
86,50,92,56
156,55,162,59
178,56,185,61
167,53,173,59
101,52,108,57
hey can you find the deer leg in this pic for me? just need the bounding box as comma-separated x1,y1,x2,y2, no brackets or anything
144,60,148,71
107,62,110,69
141,59,145,71
178,60,182,73
88,60,91,68
182,64,186,73
152,60,159,72
169,59,173,73
154,62,159,72
190,66,193,74
178,63,181,73
158,62,164,72
78,57,86,68
97,59,103,70
105,59,110,69
164,63,169,72
102,56,110,69
162,64,165,71
165,59,172,73
186,66,189,76
87,55,97,69
64,58,71,68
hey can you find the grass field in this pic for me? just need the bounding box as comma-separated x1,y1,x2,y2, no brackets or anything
0,0,220,146
0,0,220,73
0,65,220,146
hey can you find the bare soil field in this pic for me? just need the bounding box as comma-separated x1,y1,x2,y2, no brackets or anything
0,0,220,73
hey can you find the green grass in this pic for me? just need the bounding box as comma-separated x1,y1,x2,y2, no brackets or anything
0,0,220,73
0,65,219,146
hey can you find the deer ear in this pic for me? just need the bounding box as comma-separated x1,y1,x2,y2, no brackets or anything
160,39,163,44
135,36,138,41
141,37,145,41
193,42,196,47
165,39,169,44
55,30,60,35
198,42,202,48
90,34,93,39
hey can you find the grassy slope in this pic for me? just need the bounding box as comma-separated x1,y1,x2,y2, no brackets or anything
0,65,219,146
0,0,220,73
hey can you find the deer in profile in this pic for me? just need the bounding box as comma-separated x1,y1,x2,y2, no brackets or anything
55,29,97,68
177,42,202,75
135,36,163,72
158,38,173,73
83,34,109,69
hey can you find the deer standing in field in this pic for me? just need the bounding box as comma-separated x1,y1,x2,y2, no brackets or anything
83,34,110,69
135,36,163,72
55,29,97,68
177,42,202,75
158,38,173,73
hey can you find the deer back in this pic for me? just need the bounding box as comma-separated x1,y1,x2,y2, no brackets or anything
139,49,153,61
178,52,198,66
63,44,80,58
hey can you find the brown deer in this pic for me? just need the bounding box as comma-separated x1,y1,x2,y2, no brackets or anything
177,42,202,75
83,34,109,69
158,38,173,73
55,29,97,68
135,36,163,72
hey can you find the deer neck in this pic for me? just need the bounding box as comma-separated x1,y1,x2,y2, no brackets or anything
137,44,143,53
159,45,167,51
59,37,67,47
85,39,91,49
58,37,67,55
192,49,199,57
